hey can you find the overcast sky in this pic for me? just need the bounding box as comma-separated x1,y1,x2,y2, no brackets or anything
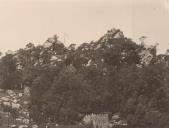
0,0,169,54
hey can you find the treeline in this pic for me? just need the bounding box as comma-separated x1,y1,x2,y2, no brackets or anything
0,28,169,127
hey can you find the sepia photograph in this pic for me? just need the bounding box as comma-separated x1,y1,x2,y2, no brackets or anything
0,0,169,127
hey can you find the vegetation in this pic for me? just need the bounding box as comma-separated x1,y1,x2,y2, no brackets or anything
0,28,169,128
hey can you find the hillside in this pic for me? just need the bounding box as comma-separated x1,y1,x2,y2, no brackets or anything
0,28,169,128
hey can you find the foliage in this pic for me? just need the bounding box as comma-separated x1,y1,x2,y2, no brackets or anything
0,29,169,128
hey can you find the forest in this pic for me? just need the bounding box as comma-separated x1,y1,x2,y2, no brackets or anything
0,28,169,128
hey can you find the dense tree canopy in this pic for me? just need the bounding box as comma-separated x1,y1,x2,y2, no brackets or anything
0,28,169,127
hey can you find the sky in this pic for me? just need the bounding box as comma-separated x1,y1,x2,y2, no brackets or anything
0,0,169,54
